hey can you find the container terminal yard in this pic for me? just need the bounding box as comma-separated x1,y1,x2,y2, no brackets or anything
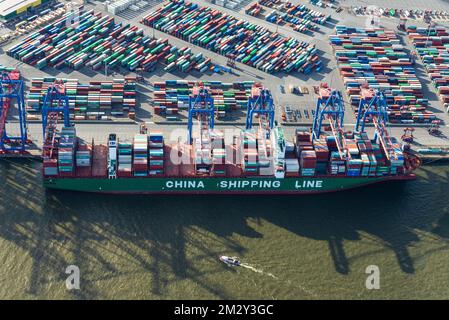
1,0,449,159
0,0,449,299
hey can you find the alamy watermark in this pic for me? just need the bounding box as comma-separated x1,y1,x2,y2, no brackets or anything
65,265,80,290
365,265,380,290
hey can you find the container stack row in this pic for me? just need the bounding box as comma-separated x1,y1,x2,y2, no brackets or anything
153,80,255,120
272,127,286,178
258,0,329,30
194,130,212,175
153,80,188,120
258,131,273,176
251,1,325,35
43,123,59,176
163,48,212,73
57,126,77,177
211,131,226,177
6,10,213,75
294,131,315,176
330,26,435,123
291,130,405,177
27,77,137,120
245,3,262,17
246,3,318,34
118,142,133,177
0,64,17,73
59,128,408,179
107,0,139,15
284,157,300,177
271,1,329,25
312,138,329,175
345,139,363,176
240,130,259,176
133,134,148,176
285,136,300,177
76,142,92,168
214,0,243,10
407,26,449,110
43,158,58,176
148,131,165,176
238,129,273,176
141,0,321,74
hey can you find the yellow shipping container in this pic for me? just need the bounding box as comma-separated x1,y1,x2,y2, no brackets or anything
16,6,27,14
15,0,41,14
15,21,27,29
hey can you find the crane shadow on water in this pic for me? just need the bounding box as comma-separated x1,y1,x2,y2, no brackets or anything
0,159,449,298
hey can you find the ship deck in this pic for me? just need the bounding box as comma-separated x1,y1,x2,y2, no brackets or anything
46,143,415,180
53,143,257,179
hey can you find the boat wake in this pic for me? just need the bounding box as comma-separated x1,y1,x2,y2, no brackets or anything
239,263,318,298
239,263,278,279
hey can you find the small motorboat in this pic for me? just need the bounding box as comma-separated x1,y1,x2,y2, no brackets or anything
219,256,241,266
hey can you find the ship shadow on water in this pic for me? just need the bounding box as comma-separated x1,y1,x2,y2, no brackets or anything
0,159,449,298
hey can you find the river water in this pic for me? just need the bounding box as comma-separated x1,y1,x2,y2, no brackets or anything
0,159,448,299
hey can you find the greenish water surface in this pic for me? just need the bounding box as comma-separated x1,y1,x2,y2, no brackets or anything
0,159,448,299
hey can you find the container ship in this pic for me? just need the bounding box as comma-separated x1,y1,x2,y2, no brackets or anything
42,83,420,194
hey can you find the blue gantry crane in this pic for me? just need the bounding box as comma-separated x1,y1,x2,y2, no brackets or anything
0,70,28,153
312,83,347,159
41,80,71,137
245,84,275,132
41,81,71,158
187,83,214,144
355,85,389,137
355,85,395,161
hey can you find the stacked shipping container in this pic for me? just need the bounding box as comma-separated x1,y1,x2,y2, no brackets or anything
240,130,259,176
57,126,77,176
313,138,329,175
211,131,226,176
259,0,329,25
76,142,92,167
7,10,213,74
148,131,165,175
291,129,404,177
245,3,262,17
118,141,133,177
252,0,327,35
258,130,273,176
133,134,148,176
45,126,409,179
141,0,321,74
27,77,137,120
330,26,435,123
245,3,318,34
407,26,449,110
153,80,255,119
194,130,212,175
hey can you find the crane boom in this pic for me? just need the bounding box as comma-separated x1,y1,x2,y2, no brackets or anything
0,70,28,153
246,84,275,133
41,80,71,160
187,83,215,144
355,85,394,161
312,83,348,159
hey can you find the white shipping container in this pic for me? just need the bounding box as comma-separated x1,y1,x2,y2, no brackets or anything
137,1,148,8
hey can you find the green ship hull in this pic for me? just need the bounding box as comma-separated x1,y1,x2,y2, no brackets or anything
43,175,415,194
